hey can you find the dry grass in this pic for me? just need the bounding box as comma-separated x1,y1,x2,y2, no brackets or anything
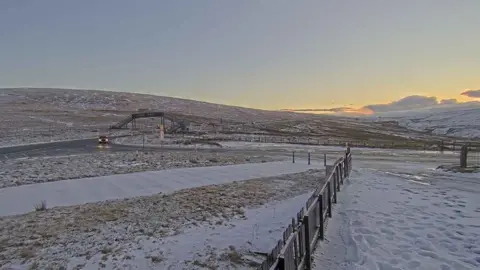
0,169,323,266
149,255,164,263
19,247,36,259
226,246,243,264
1,151,279,188
27,261,40,270
33,200,47,212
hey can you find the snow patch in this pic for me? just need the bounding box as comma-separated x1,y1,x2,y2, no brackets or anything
313,160,480,270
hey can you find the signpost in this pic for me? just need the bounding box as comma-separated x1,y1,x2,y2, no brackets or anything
160,124,164,140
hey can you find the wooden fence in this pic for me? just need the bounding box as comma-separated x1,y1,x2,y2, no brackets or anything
196,134,480,152
257,151,353,270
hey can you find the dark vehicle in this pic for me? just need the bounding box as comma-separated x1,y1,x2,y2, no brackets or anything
98,135,109,144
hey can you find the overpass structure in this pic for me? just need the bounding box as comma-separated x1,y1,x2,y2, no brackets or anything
109,111,188,133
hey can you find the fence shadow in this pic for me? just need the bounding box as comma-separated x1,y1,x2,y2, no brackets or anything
257,151,353,270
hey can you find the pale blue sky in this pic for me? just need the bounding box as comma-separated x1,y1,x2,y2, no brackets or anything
1,0,479,109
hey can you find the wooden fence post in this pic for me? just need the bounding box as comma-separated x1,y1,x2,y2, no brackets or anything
303,215,312,270
292,218,299,269
327,182,332,218
333,171,337,203
337,167,341,191
319,194,324,240
278,257,285,270
345,152,348,175
324,154,327,166
460,145,468,168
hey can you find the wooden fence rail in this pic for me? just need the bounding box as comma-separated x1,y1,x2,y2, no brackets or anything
197,134,480,152
258,151,353,270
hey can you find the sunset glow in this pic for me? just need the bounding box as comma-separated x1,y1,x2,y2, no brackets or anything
0,1,479,111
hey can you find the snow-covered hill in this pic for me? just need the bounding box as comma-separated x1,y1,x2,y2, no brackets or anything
0,88,311,123
371,104,480,139
0,88,475,146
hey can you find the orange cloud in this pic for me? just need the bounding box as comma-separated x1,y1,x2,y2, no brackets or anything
281,106,374,115
283,93,478,116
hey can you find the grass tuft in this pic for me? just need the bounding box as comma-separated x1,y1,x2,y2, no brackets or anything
34,200,47,212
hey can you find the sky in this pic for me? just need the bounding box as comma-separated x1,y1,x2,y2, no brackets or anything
0,0,479,111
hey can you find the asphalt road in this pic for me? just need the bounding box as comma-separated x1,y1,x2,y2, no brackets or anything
0,137,150,160
0,136,342,161
0,137,290,161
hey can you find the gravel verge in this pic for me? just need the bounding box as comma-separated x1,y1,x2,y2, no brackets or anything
0,151,280,188
0,169,324,269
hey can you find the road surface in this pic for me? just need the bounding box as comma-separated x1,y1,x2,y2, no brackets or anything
0,137,302,161
0,137,148,160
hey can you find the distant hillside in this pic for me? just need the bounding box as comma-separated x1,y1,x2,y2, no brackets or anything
2,87,476,143
0,88,323,123
371,104,480,139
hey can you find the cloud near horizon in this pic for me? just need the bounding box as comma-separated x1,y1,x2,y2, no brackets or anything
461,89,480,98
283,94,478,115
281,106,374,114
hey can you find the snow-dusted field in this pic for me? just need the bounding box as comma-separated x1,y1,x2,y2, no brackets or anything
0,169,324,269
2,88,480,269
113,136,224,149
0,161,312,217
0,150,279,188
0,140,477,269
313,158,480,270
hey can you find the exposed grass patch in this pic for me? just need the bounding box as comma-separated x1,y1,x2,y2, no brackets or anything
147,255,164,263
227,246,243,264
192,259,209,268
208,158,219,163
27,261,39,270
100,246,113,254
33,200,47,212
19,247,36,259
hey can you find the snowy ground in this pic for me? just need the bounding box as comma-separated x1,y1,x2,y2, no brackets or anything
0,161,313,217
0,150,279,188
374,105,480,139
1,136,477,270
313,158,480,270
113,136,224,149
0,169,324,270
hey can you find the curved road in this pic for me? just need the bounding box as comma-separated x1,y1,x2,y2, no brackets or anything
0,137,150,160
0,137,294,161
1,136,350,162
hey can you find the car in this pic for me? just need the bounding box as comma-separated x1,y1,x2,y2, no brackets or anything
98,135,109,144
